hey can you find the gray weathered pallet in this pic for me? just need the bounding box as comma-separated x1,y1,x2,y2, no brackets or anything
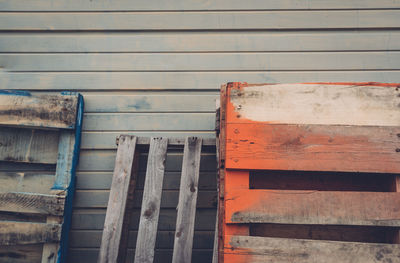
98,136,211,263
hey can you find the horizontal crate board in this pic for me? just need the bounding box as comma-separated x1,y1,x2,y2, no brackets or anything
226,123,400,173
2,32,400,52
225,190,400,226
1,11,400,30
224,235,400,263
2,52,400,71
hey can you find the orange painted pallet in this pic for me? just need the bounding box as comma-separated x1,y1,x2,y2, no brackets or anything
217,82,400,263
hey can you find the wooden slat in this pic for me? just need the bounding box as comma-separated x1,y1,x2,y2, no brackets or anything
0,10,399,30
172,137,202,263
0,221,61,245
0,127,59,164
0,244,42,263
1,0,399,11
227,83,400,126
393,176,400,243
226,123,400,173
0,172,54,194
0,192,64,216
2,72,400,91
224,235,400,263
225,189,400,226
134,137,168,263
2,52,400,72
53,130,76,190
0,92,78,129
82,113,214,131
98,135,137,263
3,32,400,53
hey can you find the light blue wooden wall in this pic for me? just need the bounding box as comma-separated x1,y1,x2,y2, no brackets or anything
1,1,400,262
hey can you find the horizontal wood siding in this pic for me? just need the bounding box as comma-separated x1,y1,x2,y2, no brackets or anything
1,1,399,262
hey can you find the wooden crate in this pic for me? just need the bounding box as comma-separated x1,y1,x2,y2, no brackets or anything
217,82,400,262
0,90,84,263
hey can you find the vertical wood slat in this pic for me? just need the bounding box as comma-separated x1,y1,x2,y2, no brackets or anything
172,137,202,263
98,135,138,263
134,137,168,263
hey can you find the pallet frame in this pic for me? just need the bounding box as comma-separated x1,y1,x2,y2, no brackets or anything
218,82,400,262
0,90,84,263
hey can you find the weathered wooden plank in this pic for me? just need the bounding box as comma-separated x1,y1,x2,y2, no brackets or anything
2,52,400,72
226,123,400,173
172,137,202,263
73,190,216,209
227,83,400,126
0,221,61,245
0,127,59,164
53,130,76,190
82,113,214,131
224,235,400,263
134,137,168,263
1,0,399,11
1,11,400,30
0,92,78,129
2,71,400,91
225,190,400,226
0,244,42,263
77,150,216,172
0,192,64,216
98,135,137,263
71,208,216,231
3,32,400,52
0,172,54,194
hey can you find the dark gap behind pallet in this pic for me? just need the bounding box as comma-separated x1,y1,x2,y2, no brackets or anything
249,170,399,244
250,170,396,192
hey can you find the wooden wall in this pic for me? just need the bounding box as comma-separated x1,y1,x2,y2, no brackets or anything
0,1,400,262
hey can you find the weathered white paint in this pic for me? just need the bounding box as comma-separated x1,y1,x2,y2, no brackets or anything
230,84,400,126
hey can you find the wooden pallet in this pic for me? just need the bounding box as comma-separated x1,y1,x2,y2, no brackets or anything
0,90,84,263
98,136,217,263
217,82,400,263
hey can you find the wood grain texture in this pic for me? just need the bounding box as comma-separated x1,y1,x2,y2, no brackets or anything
172,137,202,263
0,192,65,216
53,130,76,190
0,221,61,245
134,137,168,263
98,135,137,263
0,244,43,263
0,172,54,194
228,83,400,126
3,32,400,53
0,127,59,164
1,0,399,11
226,123,400,173
2,52,400,72
225,189,400,226
2,72,400,91
0,93,78,129
0,10,400,30
224,235,400,263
